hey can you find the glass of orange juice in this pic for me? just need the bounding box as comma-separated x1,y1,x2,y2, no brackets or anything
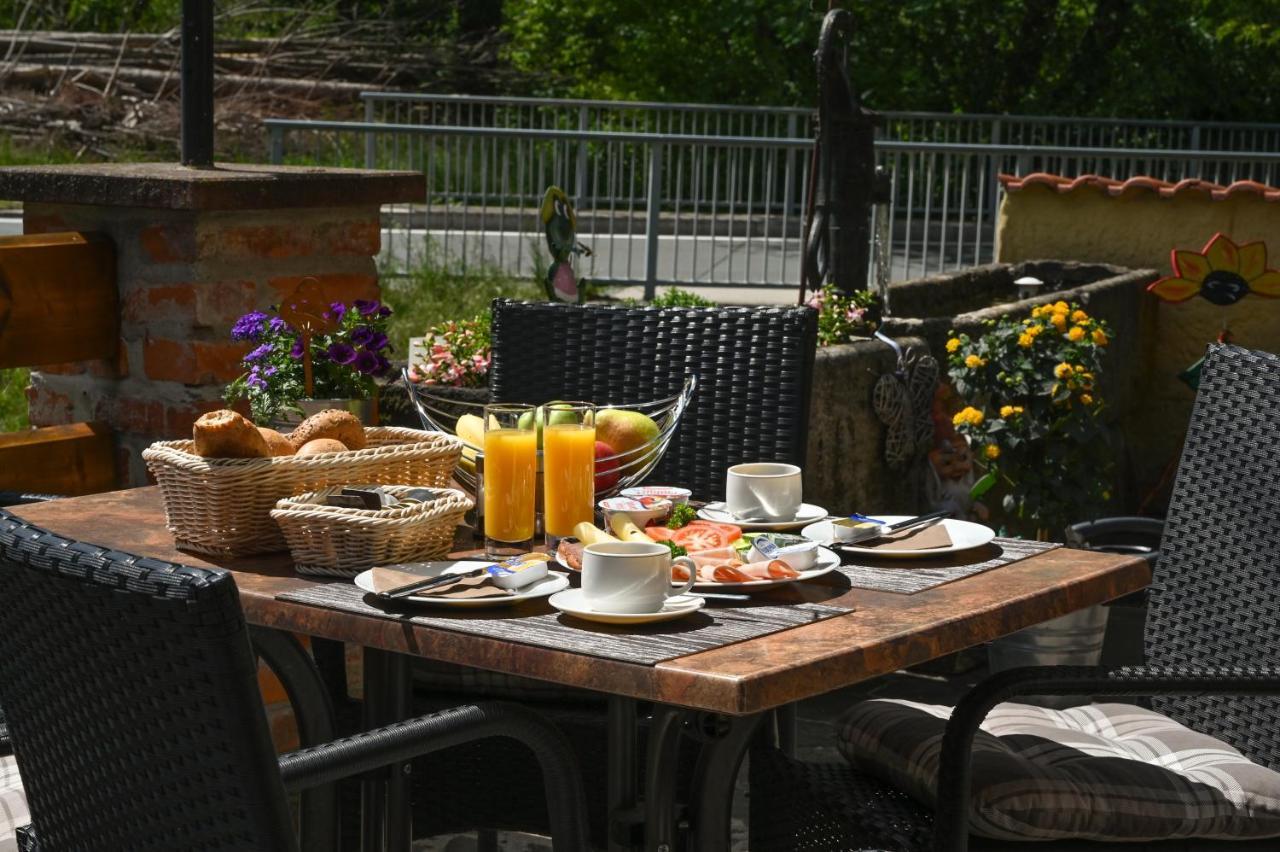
482,403,538,558
541,402,597,548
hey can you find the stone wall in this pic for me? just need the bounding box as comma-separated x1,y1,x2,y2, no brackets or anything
0,163,421,486
997,175,1280,501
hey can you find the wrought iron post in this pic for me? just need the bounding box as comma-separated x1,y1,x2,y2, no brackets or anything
180,0,215,167
800,8,888,301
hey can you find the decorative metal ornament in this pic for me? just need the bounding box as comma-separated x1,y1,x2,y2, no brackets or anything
540,186,592,303
1148,232,1280,306
871,331,940,468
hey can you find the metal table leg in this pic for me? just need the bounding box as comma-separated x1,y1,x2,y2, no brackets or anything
607,697,640,852
643,706,687,852
689,713,764,852
773,703,798,757
250,627,339,852
361,648,413,851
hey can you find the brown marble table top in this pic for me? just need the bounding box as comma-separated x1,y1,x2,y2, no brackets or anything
9,487,1151,716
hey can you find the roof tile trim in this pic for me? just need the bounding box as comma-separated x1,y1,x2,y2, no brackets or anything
999,172,1280,203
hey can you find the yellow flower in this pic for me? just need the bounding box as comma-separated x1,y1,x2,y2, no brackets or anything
1051,312,1067,331
984,444,1001,460
1054,362,1074,379
1067,325,1086,342
1092,328,1109,347
964,354,986,369
1030,305,1048,319
1054,301,1070,314
952,406,985,427
1071,309,1089,323
1026,324,1043,337
1018,332,1034,348
999,405,1014,418
946,337,961,353
1080,393,1094,406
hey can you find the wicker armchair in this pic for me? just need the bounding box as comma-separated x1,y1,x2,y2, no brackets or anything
488,299,819,499
749,343,1280,852
0,511,589,852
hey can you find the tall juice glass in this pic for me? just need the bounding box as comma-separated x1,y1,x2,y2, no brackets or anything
483,403,537,558
542,402,596,547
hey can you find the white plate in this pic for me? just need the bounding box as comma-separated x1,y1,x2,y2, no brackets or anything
692,546,842,591
354,561,570,607
696,502,829,531
554,545,842,592
800,516,996,558
548,589,706,624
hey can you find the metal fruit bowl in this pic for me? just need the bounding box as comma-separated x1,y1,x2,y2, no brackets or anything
404,372,697,499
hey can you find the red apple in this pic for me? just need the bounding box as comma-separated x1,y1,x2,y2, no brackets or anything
594,440,620,491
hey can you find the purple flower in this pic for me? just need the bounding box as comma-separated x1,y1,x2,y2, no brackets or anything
327,342,357,365
377,305,392,318
353,349,379,375
268,316,289,334
354,299,381,317
374,355,392,376
290,339,305,359
244,343,273,363
264,365,278,377
350,326,375,347
246,368,268,390
329,301,347,320
366,332,389,352
231,311,269,341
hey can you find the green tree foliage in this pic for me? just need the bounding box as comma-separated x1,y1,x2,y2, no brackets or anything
503,0,1280,121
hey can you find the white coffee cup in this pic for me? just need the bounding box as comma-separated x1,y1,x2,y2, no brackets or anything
581,541,698,614
726,462,803,521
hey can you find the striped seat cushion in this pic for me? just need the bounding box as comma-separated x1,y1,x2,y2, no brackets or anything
839,699,1280,842
0,754,27,852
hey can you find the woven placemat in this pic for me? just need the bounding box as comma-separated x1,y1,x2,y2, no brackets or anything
276,581,852,666
836,538,1060,595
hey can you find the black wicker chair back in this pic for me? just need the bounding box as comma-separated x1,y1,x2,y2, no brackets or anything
0,511,298,851
488,299,819,498
1146,344,1280,770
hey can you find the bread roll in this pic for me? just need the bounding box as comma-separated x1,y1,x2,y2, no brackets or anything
288,409,366,451
295,438,350,457
257,427,295,457
192,410,271,458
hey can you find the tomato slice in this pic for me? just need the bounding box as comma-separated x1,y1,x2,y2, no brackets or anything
644,525,677,542
689,520,742,540
671,523,738,551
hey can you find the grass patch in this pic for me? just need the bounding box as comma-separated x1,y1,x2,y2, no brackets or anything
381,260,543,360
0,368,30,432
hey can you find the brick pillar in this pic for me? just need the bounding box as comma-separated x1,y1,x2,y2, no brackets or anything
0,163,422,485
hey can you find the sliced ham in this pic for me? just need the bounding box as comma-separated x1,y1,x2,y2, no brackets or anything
674,549,800,584
737,559,800,580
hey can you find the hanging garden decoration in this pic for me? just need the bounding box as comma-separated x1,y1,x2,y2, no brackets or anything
540,186,593,303
1147,232,1280,305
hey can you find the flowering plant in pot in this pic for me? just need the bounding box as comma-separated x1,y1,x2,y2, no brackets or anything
805,283,881,346
406,314,491,389
225,299,395,423
945,299,1114,542
948,299,1117,698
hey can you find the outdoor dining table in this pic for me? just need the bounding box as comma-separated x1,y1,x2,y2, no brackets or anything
10,486,1151,852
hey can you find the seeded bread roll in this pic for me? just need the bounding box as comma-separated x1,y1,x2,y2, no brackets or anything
257,427,295,457
192,410,271,458
295,438,350,457
287,409,366,451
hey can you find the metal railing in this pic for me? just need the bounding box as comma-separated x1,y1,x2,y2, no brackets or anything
362,92,1280,154
266,117,1280,290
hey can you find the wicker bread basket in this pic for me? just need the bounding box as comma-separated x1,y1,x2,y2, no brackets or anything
272,486,474,577
142,427,462,557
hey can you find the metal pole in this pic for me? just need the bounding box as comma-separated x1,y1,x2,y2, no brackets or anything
643,143,665,301
180,0,215,167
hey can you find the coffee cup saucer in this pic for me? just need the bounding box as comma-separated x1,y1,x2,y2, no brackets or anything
548,589,706,625
697,502,828,531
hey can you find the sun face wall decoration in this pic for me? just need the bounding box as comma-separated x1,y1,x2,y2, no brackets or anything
1147,232,1280,305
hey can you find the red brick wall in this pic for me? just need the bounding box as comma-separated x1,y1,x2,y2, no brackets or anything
24,203,383,485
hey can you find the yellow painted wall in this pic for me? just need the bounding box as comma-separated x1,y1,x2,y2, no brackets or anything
998,186,1280,504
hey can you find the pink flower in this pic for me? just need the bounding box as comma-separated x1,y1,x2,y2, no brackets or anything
407,364,421,382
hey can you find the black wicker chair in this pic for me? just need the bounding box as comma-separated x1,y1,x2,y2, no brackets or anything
749,343,1280,852
0,510,589,852
488,299,819,499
